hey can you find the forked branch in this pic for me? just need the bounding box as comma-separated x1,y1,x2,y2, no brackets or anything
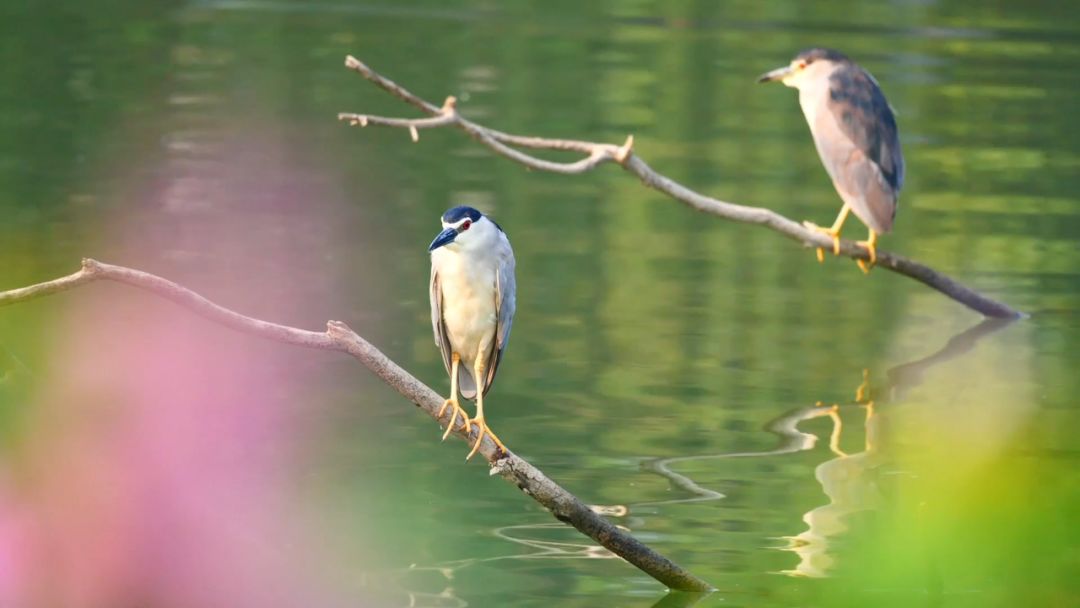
337,55,1021,319
0,259,713,593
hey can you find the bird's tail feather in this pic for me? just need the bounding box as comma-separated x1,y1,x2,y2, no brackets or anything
458,366,478,400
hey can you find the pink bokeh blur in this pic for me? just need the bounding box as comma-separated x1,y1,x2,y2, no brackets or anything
0,126,384,607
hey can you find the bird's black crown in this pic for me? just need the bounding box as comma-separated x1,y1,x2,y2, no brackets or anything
794,48,851,64
442,205,483,224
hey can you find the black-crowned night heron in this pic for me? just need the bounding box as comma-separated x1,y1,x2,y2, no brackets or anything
758,48,905,272
428,205,516,459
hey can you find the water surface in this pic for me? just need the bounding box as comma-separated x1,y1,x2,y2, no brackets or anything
0,1,1077,606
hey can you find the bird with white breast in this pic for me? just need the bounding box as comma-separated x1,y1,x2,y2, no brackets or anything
428,205,516,459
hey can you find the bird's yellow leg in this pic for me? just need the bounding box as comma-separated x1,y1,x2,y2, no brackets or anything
827,406,847,457
803,204,851,260
855,230,878,274
439,353,471,441
854,368,871,403
863,401,876,452
465,355,507,460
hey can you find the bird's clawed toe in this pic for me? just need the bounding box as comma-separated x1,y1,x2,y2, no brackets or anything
855,231,878,274
464,415,506,461
439,398,471,441
802,221,842,262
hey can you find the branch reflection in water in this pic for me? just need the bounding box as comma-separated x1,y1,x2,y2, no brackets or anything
373,318,1014,605
368,516,700,608
640,318,1015,579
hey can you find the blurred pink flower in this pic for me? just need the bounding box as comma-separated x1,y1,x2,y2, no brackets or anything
2,126,384,607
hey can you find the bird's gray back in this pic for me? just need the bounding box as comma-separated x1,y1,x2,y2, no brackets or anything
484,231,516,396
803,62,904,233
430,265,453,378
827,64,904,193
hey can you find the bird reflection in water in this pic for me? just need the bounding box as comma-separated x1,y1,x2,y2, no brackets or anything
780,318,1013,578
374,319,1012,604
779,370,882,578
637,318,1013,581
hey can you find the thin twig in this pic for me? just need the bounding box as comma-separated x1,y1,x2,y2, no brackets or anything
337,55,1022,319
0,259,713,593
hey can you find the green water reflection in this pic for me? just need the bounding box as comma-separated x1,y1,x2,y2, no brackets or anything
0,1,1077,607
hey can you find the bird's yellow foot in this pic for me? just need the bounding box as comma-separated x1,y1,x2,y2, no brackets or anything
802,220,842,261
855,236,877,274
438,398,472,441
854,368,871,403
464,415,507,460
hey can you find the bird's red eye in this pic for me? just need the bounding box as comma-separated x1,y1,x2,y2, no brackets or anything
460,220,471,231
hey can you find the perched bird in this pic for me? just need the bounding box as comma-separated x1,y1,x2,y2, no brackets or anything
428,205,516,459
758,48,905,272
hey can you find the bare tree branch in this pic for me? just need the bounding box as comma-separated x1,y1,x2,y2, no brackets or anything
337,55,1022,320
0,258,713,593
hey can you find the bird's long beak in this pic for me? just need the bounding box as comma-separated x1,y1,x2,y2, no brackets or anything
757,65,793,83
428,227,458,251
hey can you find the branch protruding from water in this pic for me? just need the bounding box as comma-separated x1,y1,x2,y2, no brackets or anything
0,258,714,593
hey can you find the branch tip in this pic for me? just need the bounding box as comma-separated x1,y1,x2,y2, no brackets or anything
80,258,101,274
409,125,419,142
326,320,354,338
441,96,457,112
615,134,635,163
344,55,361,69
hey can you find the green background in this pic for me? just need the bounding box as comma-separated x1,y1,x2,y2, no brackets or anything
0,1,1076,606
